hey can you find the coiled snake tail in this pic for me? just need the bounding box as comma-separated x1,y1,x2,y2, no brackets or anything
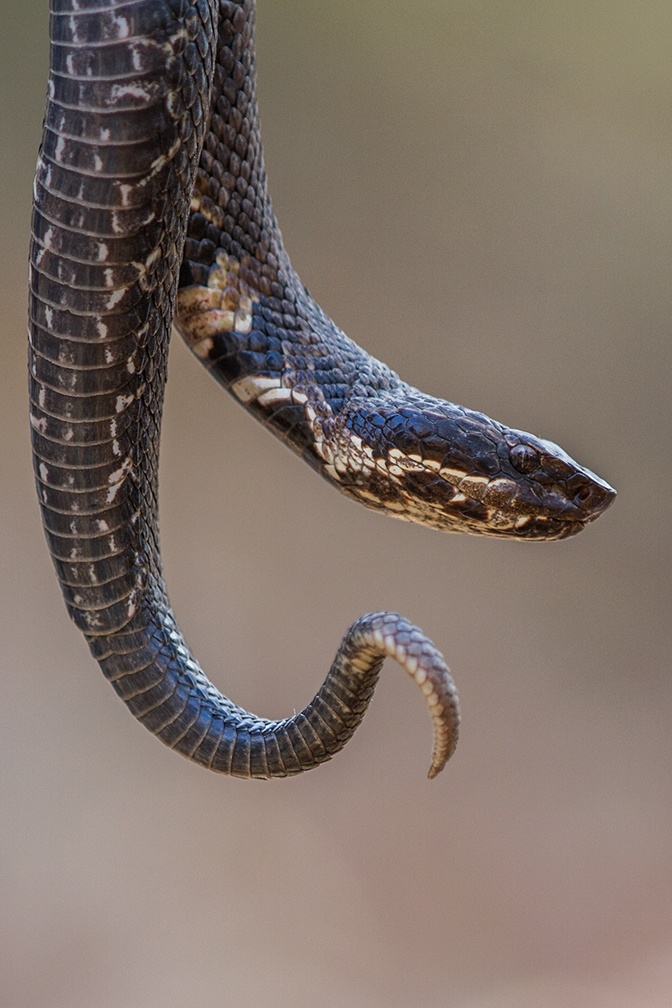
29,0,614,779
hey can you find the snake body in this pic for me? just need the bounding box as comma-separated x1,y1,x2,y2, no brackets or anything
29,0,615,779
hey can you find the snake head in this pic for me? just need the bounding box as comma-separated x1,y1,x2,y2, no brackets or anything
329,391,616,540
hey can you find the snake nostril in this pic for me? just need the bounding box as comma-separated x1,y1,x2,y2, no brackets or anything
574,484,593,505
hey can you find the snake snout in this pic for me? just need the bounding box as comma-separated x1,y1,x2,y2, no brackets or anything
565,469,617,522
527,436,616,525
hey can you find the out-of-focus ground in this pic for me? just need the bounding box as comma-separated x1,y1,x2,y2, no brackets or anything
2,2,670,1006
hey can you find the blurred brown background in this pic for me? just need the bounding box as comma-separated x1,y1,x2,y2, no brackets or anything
2,2,670,1006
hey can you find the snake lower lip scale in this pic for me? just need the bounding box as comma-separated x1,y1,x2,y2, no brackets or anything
28,0,615,781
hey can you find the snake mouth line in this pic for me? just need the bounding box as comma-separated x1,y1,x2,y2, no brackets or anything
362,469,616,541
462,516,595,542
509,518,597,542
499,500,616,541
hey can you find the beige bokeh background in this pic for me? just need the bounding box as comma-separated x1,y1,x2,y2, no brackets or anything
2,2,671,1006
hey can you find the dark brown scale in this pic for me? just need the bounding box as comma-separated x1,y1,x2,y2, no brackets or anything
29,0,613,781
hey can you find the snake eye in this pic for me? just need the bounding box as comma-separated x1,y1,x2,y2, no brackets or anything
510,443,540,474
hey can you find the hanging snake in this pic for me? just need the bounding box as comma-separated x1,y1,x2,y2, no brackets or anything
28,0,615,780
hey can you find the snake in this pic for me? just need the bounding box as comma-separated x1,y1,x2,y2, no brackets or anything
28,0,615,780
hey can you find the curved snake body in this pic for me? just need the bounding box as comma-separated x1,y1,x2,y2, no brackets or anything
29,0,615,779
